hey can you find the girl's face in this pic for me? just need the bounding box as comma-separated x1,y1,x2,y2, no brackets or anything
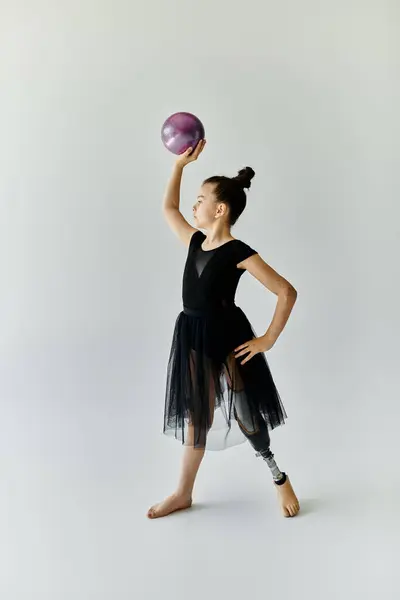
192,183,226,229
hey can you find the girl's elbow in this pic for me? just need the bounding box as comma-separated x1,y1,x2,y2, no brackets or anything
283,284,297,300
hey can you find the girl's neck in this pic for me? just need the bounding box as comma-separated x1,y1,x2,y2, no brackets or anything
204,226,233,246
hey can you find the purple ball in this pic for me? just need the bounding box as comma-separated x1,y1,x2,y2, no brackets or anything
161,112,205,155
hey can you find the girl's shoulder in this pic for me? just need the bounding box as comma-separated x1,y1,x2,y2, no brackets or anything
231,239,258,264
189,230,206,248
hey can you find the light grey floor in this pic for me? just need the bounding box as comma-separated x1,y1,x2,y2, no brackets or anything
1,342,399,600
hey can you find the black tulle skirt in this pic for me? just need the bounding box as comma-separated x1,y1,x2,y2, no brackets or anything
163,305,287,450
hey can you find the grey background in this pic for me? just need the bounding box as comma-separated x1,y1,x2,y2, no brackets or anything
1,1,399,598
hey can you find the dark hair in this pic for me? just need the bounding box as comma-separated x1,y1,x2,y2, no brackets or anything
203,167,255,226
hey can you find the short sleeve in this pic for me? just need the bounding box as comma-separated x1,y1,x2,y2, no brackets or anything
189,229,206,249
234,240,258,264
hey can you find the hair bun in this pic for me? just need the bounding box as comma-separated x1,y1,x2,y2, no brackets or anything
233,167,255,190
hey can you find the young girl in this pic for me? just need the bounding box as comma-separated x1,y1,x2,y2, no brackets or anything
148,140,299,519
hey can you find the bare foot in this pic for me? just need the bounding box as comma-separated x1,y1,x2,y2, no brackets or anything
275,476,300,517
147,493,193,519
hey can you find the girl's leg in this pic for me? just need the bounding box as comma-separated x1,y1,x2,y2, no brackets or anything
147,424,205,519
148,361,215,519
226,356,300,517
235,409,300,517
